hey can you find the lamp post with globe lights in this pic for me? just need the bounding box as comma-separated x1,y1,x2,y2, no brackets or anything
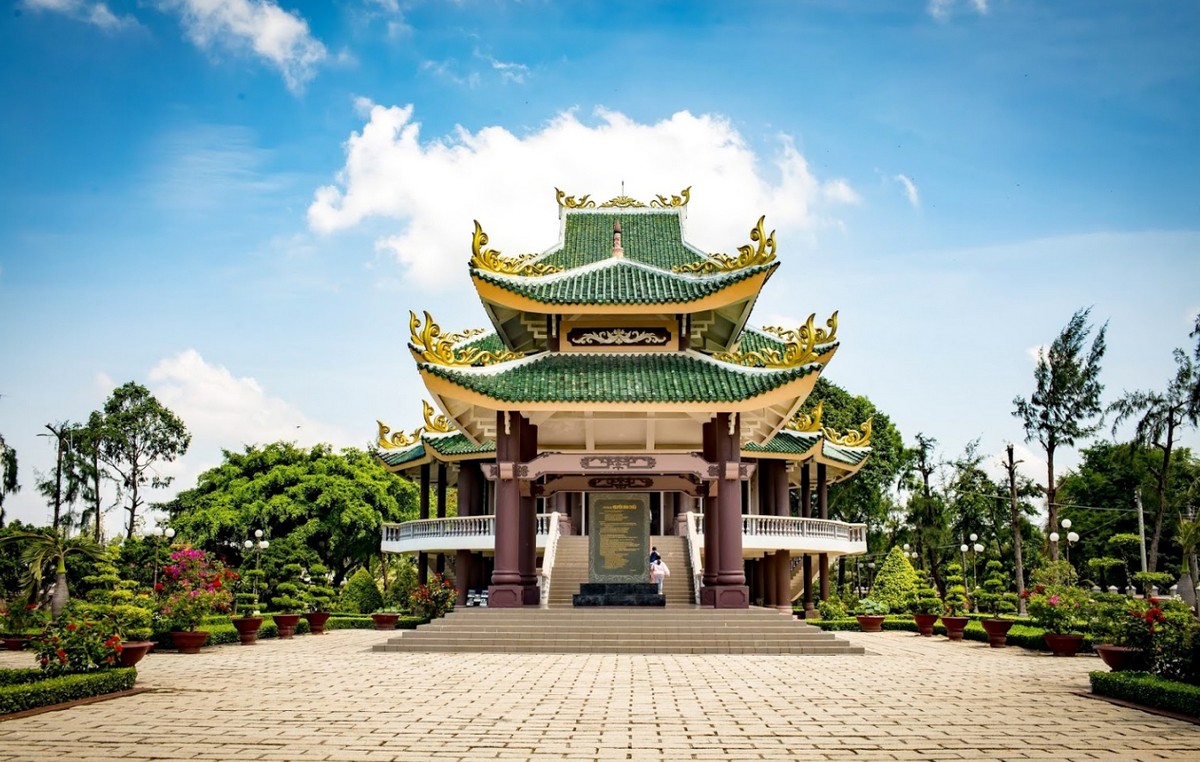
243,529,269,598
1050,519,1080,565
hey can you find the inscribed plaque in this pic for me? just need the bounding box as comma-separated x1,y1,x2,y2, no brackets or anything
588,492,650,583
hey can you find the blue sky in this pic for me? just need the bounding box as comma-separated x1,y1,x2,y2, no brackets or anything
2,0,1198,535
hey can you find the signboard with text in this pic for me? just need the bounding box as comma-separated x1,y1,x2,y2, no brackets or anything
588,492,650,583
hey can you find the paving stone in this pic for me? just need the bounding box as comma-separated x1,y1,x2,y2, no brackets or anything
1,629,1199,760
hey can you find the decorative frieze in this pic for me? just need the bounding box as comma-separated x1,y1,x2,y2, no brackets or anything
566,327,671,347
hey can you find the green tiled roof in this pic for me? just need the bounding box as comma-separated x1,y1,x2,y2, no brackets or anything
378,433,496,470
422,352,820,404
426,432,495,457
457,332,506,354
737,328,788,354
474,260,774,306
539,212,704,270
379,442,427,468
744,430,821,455
823,442,871,466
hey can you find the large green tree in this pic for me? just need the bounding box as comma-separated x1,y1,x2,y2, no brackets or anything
164,442,418,586
1109,339,1199,572
797,377,906,547
898,433,950,592
0,433,17,528
1013,307,1107,561
97,382,190,538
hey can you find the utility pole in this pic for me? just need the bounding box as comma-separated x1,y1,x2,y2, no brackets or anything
1005,444,1027,616
1136,490,1148,574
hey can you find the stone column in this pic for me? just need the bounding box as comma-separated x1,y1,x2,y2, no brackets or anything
518,414,540,605
418,463,430,586
774,549,792,614
489,411,524,607
715,412,748,608
700,419,719,605
772,461,790,518
435,462,448,575
818,463,830,602
455,549,471,606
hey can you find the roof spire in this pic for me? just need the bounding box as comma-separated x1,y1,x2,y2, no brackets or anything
612,217,624,259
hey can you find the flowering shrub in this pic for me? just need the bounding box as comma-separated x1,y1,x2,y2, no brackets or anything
0,597,44,635
158,548,233,632
1026,585,1089,634
409,573,456,620
33,615,122,676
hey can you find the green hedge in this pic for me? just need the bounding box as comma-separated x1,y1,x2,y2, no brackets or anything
1090,671,1200,718
812,616,1092,653
0,668,137,715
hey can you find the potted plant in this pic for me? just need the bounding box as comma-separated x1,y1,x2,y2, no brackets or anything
303,563,336,635
1027,584,1089,656
1025,561,1089,656
909,574,941,637
158,548,233,653
230,566,264,645
370,609,402,630
410,572,457,621
940,562,970,640
0,594,44,650
854,598,889,632
1090,597,1154,671
78,557,156,666
270,563,306,639
975,560,1018,647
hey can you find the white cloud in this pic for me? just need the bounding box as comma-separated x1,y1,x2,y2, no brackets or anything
308,104,859,288
161,0,327,93
22,0,140,31
894,173,920,208
476,49,530,84
147,349,348,449
928,0,989,21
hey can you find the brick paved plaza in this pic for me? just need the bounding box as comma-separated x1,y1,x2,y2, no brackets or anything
2,627,1199,761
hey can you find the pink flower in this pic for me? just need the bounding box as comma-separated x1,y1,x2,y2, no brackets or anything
1047,594,1060,606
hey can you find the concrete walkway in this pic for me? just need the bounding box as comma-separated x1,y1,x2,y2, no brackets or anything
2,627,1199,761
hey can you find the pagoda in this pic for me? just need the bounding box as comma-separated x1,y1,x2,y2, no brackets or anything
377,188,871,610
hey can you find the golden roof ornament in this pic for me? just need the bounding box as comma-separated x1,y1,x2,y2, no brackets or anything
599,195,646,208
469,221,562,277
786,401,824,433
650,187,690,208
763,310,838,348
422,400,457,433
555,188,596,208
673,215,777,274
377,420,421,450
409,310,524,366
824,418,873,447
713,312,834,369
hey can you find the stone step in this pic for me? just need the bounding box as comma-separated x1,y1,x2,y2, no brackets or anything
377,642,863,655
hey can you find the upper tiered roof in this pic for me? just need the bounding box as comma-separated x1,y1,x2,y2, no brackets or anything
380,187,868,461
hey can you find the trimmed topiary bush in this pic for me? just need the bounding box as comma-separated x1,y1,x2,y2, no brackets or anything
869,547,920,612
341,568,383,614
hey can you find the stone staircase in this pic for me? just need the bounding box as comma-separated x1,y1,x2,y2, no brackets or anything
547,535,694,607
373,607,864,654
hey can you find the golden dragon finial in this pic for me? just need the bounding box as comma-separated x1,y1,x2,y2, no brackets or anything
469,221,561,276
673,215,777,274
409,310,524,366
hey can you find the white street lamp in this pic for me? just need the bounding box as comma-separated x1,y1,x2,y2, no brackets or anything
1050,532,1060,543
1061,519,1072,530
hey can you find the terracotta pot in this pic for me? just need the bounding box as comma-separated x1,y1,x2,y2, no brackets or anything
119,641,153,667
169,630,210,654
1043,632,1085,657
304,611,331,635
940,616,969,641
913,614,939,637
232,616,264,645
1095,644,1149,671
856,615,886,633
371,613,400,631
980,618,1014,648
2,636,30,651
272,613,302,639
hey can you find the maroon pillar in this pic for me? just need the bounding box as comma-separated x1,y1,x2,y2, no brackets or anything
435,462,448,575
455,549,471,606
489,411,523,606
700,419,719,605
818,463,830,602
518,414,540,605
418,463,430,586
772,461,790,518
715,412,748,608
774,550,792,614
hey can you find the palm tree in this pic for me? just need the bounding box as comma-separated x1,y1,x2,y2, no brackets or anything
1109,347,1199,572
0,530,107,618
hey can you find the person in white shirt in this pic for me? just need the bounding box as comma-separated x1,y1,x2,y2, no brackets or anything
650,558,670,594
